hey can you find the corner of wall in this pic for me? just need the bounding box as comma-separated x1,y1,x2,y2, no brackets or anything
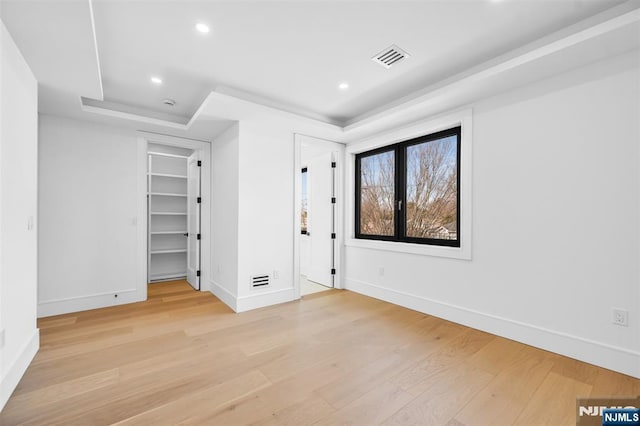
0,329,39,411
208,280,238,312
1,19,40,411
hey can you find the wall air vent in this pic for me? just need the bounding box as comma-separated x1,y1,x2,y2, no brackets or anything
371,44,410,69
250,274,270,289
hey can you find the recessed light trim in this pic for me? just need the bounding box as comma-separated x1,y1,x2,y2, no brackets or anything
150,76,163,85
338,82,350,90
196,22,210,33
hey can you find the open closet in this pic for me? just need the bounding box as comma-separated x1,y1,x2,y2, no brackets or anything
147,142,201,290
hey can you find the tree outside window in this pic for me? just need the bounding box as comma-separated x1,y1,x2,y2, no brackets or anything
355,127,460,247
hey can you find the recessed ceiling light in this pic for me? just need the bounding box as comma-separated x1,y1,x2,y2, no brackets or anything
150,76,162,85
196,22,210,33
338,82,350,90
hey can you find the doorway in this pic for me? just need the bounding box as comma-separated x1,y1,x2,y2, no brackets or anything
147,143,200,290
294,134,345,297
137,132,211,298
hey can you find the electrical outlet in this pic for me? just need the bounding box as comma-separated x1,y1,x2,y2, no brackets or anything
612,308,628,326
379,267,385,277
0,329,5,349
273,270,279,280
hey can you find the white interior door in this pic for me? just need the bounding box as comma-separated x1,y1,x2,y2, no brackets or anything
307,152,336,288
186,152,201,290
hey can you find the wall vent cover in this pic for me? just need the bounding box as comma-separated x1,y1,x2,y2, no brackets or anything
371,44,410,69
251,274,270,289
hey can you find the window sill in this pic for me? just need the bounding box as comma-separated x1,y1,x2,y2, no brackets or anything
345,238,471,260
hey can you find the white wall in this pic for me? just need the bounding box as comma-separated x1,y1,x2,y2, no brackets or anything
0,20,39,411
206,114,346,311
235,122,297,311
344,51,640,377
210,123,240,309
38,115,145,316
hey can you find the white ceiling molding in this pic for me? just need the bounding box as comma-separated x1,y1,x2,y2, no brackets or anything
200,91,345,141
80,1,640,145
81,97,189,125
80,89,218,131
2,0,636,142
81,0,628,127
342,2,640,133
73,92,232,141
80,103,190,131
194,2,638,144
214,85,345,127
87,0,104,101
0,0,103,101
79,91,233,141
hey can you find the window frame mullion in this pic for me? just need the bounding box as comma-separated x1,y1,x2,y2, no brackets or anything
395,145,405,241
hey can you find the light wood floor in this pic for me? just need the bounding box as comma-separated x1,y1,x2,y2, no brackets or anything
2,281,638,425
300,275,332,296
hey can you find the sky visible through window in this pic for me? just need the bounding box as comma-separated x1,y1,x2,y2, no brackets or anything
405,135,457,239
359,135,458,240
360,150,395,236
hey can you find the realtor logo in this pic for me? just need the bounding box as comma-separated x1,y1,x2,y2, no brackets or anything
577,397,640,426
602,408,640,425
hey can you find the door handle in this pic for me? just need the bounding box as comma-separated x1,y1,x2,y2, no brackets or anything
183,233,188,237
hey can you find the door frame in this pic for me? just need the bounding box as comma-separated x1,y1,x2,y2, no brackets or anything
136,132,211,300
293,133,345,299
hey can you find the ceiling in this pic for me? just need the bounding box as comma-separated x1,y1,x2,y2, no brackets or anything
0,0,637,140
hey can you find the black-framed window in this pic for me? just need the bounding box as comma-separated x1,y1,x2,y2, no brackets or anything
355,126,461,247
301,167,308,234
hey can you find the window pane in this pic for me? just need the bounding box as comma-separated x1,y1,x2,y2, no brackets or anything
405,135,458,240
359,150,395,236
301,169,308,233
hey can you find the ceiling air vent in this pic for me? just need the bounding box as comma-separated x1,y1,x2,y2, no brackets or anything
251,274,270,289
372,44,410,69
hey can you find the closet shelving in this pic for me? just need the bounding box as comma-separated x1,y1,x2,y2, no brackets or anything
147,151,190,282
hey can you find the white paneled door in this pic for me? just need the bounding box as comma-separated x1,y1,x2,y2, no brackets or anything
307,151,336,288
186,152,201,290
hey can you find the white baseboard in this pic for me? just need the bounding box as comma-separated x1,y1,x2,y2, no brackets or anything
209,280,238,312
38,289,144,318
344,277,640,379
236,287,297,313
208,281,297,313
1,329,39,411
